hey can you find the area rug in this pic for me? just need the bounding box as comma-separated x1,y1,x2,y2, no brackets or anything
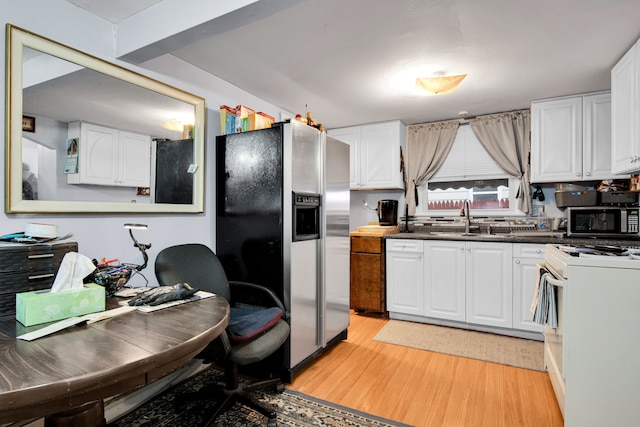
108,367,410,427
373,319,544,371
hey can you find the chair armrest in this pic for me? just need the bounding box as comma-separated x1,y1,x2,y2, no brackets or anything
228,281,287,318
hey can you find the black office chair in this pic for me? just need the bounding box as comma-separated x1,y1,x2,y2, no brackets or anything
155,243,290,427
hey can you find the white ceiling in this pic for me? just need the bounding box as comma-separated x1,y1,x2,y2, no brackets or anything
64,0,640,129
65,0,165,24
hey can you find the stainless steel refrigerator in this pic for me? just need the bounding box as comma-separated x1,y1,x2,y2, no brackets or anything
216,120,350,382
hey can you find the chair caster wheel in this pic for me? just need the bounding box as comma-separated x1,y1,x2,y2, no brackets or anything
267,418,277,427
275,383,285,393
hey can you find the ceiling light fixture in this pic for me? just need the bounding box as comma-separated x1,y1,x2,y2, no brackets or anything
161,119,184,133
415,72,467,95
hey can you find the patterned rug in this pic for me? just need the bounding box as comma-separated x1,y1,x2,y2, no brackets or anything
108,367,410,427
374,319,544,371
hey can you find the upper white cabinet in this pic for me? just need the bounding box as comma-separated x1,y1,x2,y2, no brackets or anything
611,39,640,174
326,125,360,188
328,120,406,190
531,92,623,183
67,122,151,187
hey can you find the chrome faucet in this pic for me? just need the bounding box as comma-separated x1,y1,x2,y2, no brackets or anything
460,200,471,234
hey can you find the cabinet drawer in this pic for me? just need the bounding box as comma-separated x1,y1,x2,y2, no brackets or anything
513,243,546,258
386,239,423,252
351,237,383,254
0,241,78,317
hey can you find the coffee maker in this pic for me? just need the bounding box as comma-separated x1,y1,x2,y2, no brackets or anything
377,200,398,226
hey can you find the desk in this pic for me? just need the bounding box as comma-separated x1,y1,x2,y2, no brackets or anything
0,296,229,425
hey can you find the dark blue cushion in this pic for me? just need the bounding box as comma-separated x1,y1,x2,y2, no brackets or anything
227,306,283,343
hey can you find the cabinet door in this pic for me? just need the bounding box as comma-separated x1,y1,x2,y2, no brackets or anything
530,97,583,182
328,126,361,188
350,252,381,311
386,241,424,315
583,92,625,180
80,123,119,185
360,121,405,190
465,241,513,328
119,131,151,187
611,41,640,174
423,240,466,322
513,256,545,333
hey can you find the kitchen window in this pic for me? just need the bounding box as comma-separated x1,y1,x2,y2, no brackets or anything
414,125,521,216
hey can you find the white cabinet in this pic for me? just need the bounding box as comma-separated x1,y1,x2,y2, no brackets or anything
67,122,151,187
611,39,640,174
465,241,513,329
326,125,360,188
386,239,424,315
531,92,622,183
328,120,405,190
410,240,513,329
423,240,466,322
512,243,546,333
387,238,545,335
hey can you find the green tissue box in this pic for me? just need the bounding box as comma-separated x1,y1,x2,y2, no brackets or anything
16,283,105,326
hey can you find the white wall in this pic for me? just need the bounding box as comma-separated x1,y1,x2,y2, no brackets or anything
0,1,293,286
350,190,405,231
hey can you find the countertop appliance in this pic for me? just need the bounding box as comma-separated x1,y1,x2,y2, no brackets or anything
216,120,350,382
542,243,640,426
377,199,398,226
566,206,639,237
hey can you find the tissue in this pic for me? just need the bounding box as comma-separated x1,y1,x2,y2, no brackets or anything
51,252,96,292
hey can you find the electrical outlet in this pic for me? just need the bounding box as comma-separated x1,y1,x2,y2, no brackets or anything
533,205,545,216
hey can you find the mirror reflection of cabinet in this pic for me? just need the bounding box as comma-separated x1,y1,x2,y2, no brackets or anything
66,122,151,187
6,25,206,213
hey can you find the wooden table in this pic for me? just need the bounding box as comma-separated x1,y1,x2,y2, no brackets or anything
0,295,229,425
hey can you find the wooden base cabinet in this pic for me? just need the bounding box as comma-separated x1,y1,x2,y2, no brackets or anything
350,236,386,314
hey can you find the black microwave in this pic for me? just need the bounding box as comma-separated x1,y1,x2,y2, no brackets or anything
566,207,640,237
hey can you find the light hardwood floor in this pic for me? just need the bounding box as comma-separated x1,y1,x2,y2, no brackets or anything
288,312,564,427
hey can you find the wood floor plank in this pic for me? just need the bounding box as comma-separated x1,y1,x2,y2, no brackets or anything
288,312,563,427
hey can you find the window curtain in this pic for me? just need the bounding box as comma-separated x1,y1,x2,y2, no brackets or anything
469,109,532,214
405,120,459,215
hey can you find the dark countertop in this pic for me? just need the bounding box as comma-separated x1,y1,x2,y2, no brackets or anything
384,231,640,248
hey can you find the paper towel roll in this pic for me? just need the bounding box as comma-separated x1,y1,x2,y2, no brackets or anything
24,222,58,239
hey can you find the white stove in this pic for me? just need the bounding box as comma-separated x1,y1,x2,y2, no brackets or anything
542,243,640,426
545,243,640,279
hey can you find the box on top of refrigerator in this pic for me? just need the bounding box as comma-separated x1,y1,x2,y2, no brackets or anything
220,105,236,135
235,105,255,132
252,112,275,130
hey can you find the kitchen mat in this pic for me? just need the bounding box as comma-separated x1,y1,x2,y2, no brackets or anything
374,319,544,371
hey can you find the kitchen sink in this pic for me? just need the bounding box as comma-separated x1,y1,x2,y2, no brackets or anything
508,231,565,238
430,232,511,239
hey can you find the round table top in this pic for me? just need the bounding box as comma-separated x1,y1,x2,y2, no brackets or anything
0,295,229,423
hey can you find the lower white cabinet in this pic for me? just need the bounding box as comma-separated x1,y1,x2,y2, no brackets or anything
423,240,466,322
422,240,513,328
386,239,424,315
388,238,543,336
512,244,546,333
465,241,513,328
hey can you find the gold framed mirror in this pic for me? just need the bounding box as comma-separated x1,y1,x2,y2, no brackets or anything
5,25,206,214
